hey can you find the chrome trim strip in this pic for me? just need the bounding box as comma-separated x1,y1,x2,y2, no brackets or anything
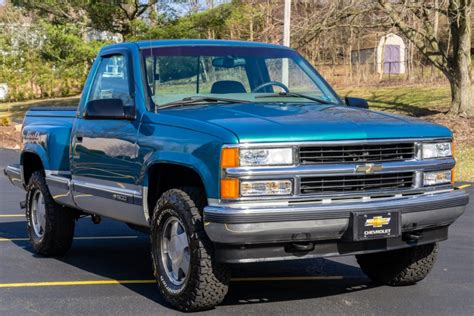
72,179,142,205
45,174,70,191
142,186,150,222
208,198,220,206
72,175,139,192
45,171,72,191
72,179,141,196
209,187,453,206
45,170,71,176
224,158,455,177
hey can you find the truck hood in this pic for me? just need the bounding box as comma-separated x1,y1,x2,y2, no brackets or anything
159,103,451,142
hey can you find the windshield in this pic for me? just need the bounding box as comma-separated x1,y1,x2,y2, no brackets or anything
141,45,340,109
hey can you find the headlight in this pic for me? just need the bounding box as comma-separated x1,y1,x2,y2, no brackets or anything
241,180,293,196
240,148,293,166
422,142,452,159
423,170,452,186
221,147,293,167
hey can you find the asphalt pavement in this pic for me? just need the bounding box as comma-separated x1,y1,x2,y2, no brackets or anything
0,148,472,315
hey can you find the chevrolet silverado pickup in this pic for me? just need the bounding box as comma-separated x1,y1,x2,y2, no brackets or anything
4,40,469,311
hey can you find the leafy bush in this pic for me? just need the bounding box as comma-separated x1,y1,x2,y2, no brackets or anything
0,8,107,102
0,116,11,127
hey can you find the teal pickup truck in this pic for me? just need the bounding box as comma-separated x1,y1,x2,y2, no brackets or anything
4,40,469,311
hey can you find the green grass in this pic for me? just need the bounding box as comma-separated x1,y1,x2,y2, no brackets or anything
456,144,474,183
337,84,473,182
337,85,451,117
0,96,80,122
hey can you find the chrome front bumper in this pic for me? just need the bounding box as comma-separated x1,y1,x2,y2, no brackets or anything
204,189,469,245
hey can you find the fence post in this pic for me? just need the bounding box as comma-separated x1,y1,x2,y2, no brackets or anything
389,62,391,81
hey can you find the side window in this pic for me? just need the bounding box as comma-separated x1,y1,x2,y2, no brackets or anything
89,55,133,107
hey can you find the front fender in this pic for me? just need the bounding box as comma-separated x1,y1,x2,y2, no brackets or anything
141,151,216,199
137,121,230,200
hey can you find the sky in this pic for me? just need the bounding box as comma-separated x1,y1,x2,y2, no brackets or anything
161,0,231,15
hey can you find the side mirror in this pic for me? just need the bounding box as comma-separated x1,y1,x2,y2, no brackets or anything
345,97,369,109
84,99,133,120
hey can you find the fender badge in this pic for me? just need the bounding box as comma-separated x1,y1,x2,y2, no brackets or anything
112,193,128,202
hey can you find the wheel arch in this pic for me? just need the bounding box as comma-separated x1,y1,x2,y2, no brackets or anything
145,161,208,221
21,149,48,185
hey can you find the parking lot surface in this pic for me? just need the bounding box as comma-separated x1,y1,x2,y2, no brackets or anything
0,148,473,315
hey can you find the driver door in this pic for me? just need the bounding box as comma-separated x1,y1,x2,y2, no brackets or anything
71,50,146,226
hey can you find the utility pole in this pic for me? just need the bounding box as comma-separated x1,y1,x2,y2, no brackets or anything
283,0,291,47
282,0,291,86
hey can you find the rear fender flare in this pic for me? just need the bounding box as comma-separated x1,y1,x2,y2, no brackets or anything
21,144,50,171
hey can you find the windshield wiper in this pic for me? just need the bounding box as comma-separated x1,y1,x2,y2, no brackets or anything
158,96,250,110
255,92,336,105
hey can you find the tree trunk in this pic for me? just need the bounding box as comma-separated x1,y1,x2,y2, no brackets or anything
378,0,473,117
447,0,472,117
249,17,254,41
448,71,473,117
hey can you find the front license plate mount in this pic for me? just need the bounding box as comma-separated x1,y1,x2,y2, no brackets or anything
351,210,401,241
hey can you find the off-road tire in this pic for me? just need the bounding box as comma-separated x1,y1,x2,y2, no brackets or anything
150,188,230,312
25,171,75,256
356,243,439,286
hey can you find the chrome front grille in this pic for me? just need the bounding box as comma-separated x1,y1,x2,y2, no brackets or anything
300,172,415,195
299,143,415,164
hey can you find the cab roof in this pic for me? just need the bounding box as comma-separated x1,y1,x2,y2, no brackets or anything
106,39,292,51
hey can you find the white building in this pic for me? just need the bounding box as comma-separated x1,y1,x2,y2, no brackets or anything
351,33,406,74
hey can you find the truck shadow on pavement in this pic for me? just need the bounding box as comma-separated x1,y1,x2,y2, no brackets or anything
1,220,377,308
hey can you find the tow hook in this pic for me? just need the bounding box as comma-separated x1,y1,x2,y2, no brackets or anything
91,215,101,224
403,232,423,242
285,242,315,253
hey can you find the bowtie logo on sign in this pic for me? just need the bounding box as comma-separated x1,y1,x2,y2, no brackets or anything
365,216,391,228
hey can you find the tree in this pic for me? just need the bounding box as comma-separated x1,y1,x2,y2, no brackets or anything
87,0,159,38
13,0,159,39
378,0,473,117
0,2,106,100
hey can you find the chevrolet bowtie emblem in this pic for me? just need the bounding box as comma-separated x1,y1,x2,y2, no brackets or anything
356,163,383,174
365,216,391,228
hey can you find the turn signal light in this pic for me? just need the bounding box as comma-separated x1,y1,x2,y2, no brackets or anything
452,141,456,185
221,148,239,168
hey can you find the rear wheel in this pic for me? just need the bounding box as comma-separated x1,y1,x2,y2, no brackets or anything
356,243,439,286
25,171,75,256
150,188,230,311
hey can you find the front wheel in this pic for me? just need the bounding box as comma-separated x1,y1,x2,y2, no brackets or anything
150,188,230,312
356,243,439,286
